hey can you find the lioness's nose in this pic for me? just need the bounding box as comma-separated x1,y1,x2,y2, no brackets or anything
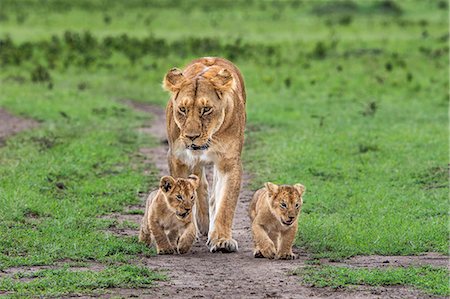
186,133,200,141
288,216,295,220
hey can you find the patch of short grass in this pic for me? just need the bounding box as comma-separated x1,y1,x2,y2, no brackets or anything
295,266,450,296
0,69,159,293
0,264,165,297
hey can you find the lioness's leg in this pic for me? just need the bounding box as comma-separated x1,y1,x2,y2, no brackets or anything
177,223,196,254
168,154,189,178
192,165,209,236
207,159,242,253
277,225,297,260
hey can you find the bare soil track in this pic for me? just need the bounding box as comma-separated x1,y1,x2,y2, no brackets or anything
0,108,38,146
111,101,447,299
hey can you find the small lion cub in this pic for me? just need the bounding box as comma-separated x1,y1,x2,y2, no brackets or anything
249,182,305,260
139,175,199,254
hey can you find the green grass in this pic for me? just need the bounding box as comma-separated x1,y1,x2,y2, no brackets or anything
0,71,162,294
295,266,450,296
0,264,164,297
0,0,448,296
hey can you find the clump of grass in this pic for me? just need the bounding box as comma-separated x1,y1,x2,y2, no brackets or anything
0,265,165,297
295,266,449,296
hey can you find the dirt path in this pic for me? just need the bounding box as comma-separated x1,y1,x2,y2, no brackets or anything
115,101,447,299
0,108,38,146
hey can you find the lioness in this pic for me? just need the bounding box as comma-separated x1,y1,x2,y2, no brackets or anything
163,57,246,253
139,175,199,254
249,182,305,260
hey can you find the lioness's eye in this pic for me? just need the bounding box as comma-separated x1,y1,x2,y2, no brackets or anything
179,107,186,114
176,195,183,201
280,202,287,209
202,107,212,115
191,195,194,200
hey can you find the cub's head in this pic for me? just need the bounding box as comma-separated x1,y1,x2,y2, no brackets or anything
163,64,236,151
159,174,199,220
265,182,305,227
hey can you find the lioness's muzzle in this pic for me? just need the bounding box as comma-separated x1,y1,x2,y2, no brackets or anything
187,144,209,150
186,139,211,151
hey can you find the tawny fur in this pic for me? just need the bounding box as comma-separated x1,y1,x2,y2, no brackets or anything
139,175,199,254
163,57,246,253
249,182,305,260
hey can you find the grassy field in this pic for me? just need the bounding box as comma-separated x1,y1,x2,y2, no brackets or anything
296,265,449,296
0,0,448,296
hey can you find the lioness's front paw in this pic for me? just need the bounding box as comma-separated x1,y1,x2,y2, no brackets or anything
194,210,209,237
208,238,238,253
259,245,276,259
196,218,209,237
277,252,297,260
157,247,175,255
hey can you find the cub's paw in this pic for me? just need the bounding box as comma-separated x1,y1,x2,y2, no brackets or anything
157,247,176,255
208,238,238,253
277,252,297,260
177,245,192,254
253,250,264,258
259,245,276,259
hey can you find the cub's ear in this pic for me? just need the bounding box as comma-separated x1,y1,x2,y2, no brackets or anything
209,68,234,93
294,184,305,196
163,68,185,92
187,174,199,189
264,182,279,197
160,176,176,194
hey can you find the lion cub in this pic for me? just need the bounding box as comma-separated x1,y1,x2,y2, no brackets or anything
139,175,199,254
249,182,305,260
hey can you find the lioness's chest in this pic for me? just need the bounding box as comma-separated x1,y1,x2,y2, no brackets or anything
176,148,216,167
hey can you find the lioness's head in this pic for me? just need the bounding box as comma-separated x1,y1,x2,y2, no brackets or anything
265,182,305,226
160,175,199,220
163,64,236,151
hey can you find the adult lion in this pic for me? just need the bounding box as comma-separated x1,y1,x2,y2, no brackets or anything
163,57,246,253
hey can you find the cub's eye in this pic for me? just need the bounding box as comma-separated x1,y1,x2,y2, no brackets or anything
280,202,287,209
201,107,212,115
295,203,300,209
176,195,183,201
191,195,194,200
179,107,186,115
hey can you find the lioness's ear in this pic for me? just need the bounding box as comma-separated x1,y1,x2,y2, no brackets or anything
265,182,279,197
163,68,185,92
209,68,234,92
187,174,199,189
160,176,176,193
294,184,305,196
